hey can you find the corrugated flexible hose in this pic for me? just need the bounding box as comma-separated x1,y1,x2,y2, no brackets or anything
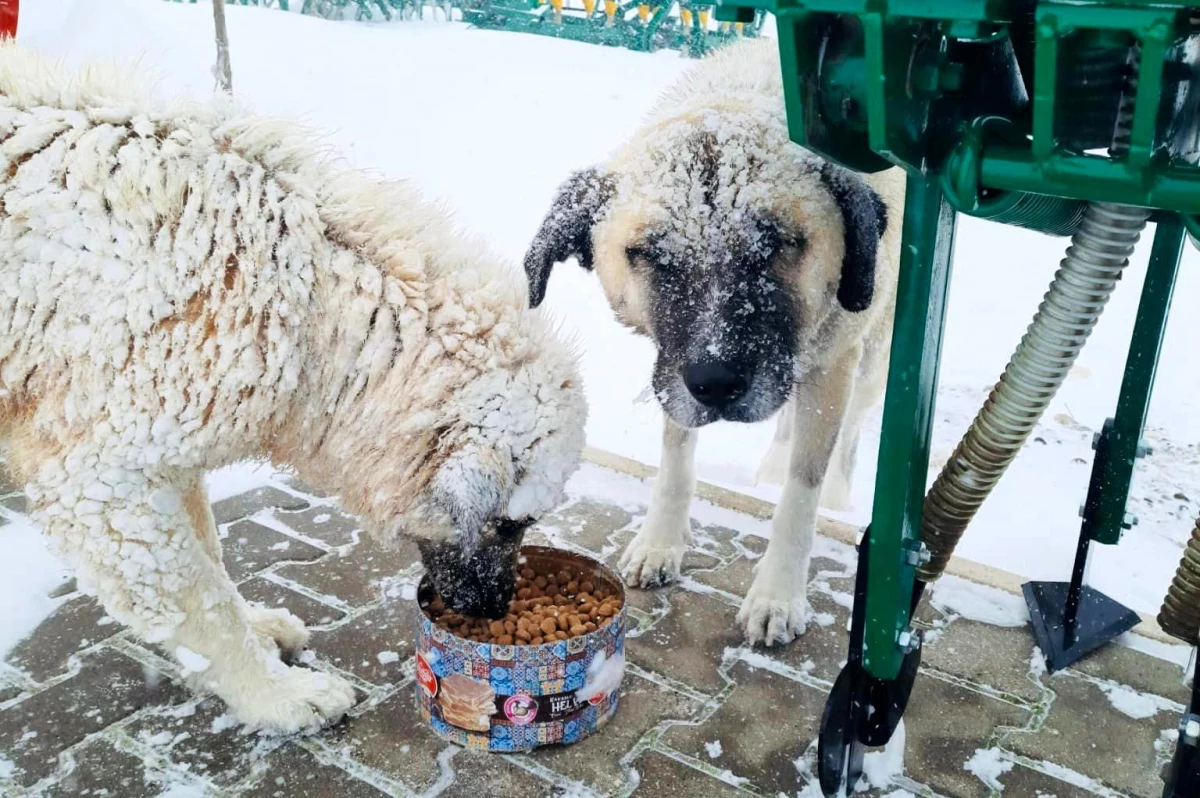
917,201,1151,581
1159,518,1200,646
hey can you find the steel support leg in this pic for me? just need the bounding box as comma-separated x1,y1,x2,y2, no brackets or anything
1024,217,1184,672
816,171,956,796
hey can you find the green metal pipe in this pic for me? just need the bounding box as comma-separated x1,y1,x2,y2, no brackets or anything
979,148,1200,215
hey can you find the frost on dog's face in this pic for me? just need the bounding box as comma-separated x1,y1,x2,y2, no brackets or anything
407,346,587,619
524,111,887,429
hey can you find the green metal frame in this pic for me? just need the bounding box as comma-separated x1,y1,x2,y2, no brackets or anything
863,173,956,679
1084,217,1184,547
711,0,1198,683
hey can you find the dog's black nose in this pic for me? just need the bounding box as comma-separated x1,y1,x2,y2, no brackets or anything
683,361,750,408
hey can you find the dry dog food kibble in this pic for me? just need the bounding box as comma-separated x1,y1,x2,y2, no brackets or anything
423,564,622,645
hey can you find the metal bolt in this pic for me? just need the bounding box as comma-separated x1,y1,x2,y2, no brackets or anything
1122,512,1139,529
897,629,921,654
1078,502,1087,519
1136,439,1154,458
904,543,932,567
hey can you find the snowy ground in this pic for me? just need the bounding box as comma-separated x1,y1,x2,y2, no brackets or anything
3,0,1198,647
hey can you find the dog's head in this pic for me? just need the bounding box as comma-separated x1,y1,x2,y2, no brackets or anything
398,329,587,619
524,109,887,428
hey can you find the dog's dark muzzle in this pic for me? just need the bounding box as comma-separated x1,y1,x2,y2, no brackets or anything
417,521,529,620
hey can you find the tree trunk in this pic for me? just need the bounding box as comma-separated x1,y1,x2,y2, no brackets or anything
212,0,233,93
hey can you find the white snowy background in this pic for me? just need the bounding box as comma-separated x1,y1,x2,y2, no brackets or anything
3,0,1199,653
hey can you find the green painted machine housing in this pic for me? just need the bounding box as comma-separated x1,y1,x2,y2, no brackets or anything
718,1,1200,220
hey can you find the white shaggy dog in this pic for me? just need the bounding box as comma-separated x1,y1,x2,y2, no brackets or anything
0,44,586,733
525,39,904,647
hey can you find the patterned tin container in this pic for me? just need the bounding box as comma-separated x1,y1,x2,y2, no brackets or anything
414,545,626,752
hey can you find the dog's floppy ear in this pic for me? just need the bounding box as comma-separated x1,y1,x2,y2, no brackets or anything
818,162,888,313
524,168,614,308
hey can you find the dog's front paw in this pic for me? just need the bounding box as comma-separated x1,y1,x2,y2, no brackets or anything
247,605,310,654
235,667,356,735
618,521,689,588
737,582,807,647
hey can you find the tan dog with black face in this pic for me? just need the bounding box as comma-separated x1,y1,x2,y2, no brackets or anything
524,39,905,646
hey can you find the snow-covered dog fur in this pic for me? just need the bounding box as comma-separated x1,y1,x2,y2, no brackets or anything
0,44,586,733
525,39,903,647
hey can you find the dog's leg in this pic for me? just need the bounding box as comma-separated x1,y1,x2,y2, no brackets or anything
738,351,858,646
822,339,889,512
31,456,354,734
755,399,795,486
618,416,697,588
181,478,309,654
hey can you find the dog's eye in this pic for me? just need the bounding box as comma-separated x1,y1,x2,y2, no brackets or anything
625,245,660,267
778,232,806,251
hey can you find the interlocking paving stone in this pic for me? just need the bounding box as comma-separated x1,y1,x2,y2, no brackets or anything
996,762,1100,798
0,465,20,495
238,578,347,628
274,536,420,606
269,473,333,499
221,519,326,582
662,661,825,795
1068,638,1192,706
43,739,160,798
620,582,677,617
5,595,116,682
922,618,1043,704
626,590,742,694
125,696,281,786
691,542,781,598
242,745,390,797
629,751,748,797
212,487,310,526
307,599,419,685
529,673,704,795
47,578,77,600
320,689,448,793
442,752,556,797
902,674,1030,798
1007,673,1174,797
0,648,185,787
541,498,634,554
0,681,24,704
274,505,362,547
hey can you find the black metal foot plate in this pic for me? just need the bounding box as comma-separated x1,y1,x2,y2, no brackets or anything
1022,580,1140,673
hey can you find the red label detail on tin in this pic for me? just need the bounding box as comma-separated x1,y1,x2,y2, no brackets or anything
416,653,437,699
